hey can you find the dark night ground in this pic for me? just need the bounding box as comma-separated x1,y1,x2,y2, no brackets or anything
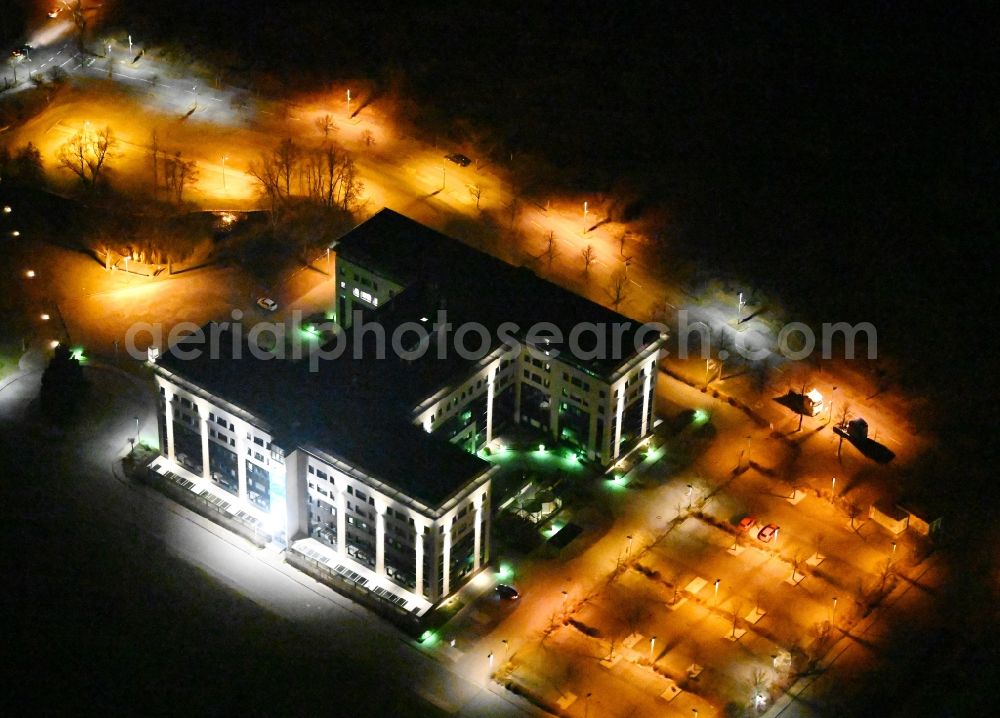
2,3,998,715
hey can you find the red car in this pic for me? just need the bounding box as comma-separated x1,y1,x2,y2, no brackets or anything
757,524,780,543
738,516,758,532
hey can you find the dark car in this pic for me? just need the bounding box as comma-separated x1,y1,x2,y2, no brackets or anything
496,583,519,600
445,152,472,167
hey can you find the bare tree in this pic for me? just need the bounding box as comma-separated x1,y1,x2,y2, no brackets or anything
300,143,364,212
544,230,558,268
57,124,116,187
507,196,520,229
837,402,852,429
468,183,482,209
335,156,363,211
274,138,298,197
581,243,596,274
314,114,335,140
247,153,283,218
608,270,629,309
163,151,198,203
149,129,160,197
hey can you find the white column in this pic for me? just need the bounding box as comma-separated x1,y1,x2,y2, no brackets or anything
375,507,386,576
414,525,425,598
473,499,483,571
613,384,625,460
641,360,654,437
235,431,248,500
442,518,453,596
485,366,496,443
164,390,176,463
336,486,347,558
199,415,211,481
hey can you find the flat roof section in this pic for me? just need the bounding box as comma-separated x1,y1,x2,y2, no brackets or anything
155,329,489,509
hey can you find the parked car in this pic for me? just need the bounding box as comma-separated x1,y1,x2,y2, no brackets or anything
757,523,780,543
738,516,758,532
256,297,278,312
496,583,519,600
445,152,472,167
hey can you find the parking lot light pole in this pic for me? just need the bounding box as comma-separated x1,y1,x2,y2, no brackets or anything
832,596,838,625
649,635,656,661
626,534,633,559
714,578,721,604
502,639,509,659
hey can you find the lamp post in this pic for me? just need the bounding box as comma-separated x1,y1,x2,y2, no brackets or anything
501,639,509,659
134,415,140,444
714,578,721,603
649,635,656,661
686,483,693,509
221,154,228,190
832,596,838,625
487,651,493,669
128,34,133,53
346,88,351,117
626,534,633,559
831,476,837,495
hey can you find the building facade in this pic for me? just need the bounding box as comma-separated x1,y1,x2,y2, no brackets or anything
148,209,662,620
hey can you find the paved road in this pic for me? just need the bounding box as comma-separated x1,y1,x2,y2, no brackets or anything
0,360,539,716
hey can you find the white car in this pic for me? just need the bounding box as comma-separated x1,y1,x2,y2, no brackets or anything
256,297,278,312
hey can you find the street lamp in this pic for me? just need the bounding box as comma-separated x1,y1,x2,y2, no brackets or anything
831,476,837,495
11,230,19,237
134,415,140,444
40,313,50,321
487,651,493,669
501,639,509,659
714,578,721,603
25,269,35,278
832,596,838,625
626,534,633,559
2,205,11,213
346,88,352,117
649,635,656,661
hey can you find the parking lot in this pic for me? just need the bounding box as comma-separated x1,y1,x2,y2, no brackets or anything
452,375,922,717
